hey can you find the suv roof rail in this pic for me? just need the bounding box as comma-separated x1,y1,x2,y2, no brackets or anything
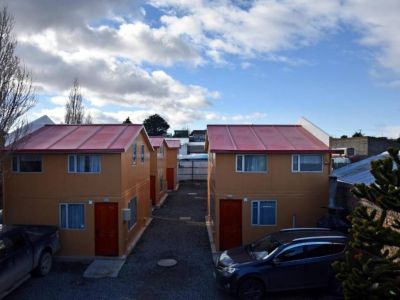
293,235,347,242
280,227,331,232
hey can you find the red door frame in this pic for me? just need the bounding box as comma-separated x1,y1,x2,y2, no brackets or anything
219,199,242,250
95,202,118,256
166,168,174,190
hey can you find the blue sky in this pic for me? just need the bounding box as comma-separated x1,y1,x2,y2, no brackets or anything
3,0,400,138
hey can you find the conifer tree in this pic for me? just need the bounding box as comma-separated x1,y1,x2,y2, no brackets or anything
333,148,400,299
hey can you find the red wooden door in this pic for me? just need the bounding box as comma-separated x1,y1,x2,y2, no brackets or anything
166,168,174,190
150,175,156,205
220,199,242,250
95,203,118,256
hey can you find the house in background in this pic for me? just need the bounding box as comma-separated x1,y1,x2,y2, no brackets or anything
189,130,206,142
3,124,153,257
5,115,54,146
165,139,180,190
206,118,331,251
332,151,392,210
330,136,399,161
149,137,168,207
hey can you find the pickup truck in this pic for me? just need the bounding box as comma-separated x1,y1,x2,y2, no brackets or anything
0,225,61,299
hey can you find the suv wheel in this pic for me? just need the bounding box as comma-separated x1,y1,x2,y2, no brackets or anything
35,251,52,276
238,278,265,300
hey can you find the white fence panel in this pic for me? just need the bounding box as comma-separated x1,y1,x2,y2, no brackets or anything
178,159,208,181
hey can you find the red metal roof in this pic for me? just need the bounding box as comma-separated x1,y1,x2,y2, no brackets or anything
149,136,165,148
165,139,180,149
11,124,144,153
206,125,330,153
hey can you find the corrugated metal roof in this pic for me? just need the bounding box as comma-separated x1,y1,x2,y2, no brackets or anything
10,124,143,153
149,136,165,148
165,139,180,149
206,124,330,153
332,152,394,185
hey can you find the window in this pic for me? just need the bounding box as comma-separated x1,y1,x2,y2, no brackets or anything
252,200,276,225
68,154,101,173
12,155,42,172
128,198,137,229
60,203,85,229
292,154,323,172
132,143,137,165
236,154,267,172
141,144,145,163
277,245,305,262
304,243,346,259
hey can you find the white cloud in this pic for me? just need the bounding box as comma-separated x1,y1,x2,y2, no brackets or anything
380,125,400,139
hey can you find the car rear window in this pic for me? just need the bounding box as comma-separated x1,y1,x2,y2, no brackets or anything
304,243,346,258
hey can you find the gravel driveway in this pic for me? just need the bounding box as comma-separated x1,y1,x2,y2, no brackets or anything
7,181,342,300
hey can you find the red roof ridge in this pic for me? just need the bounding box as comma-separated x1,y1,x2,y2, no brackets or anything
226,125,237,151
47,126,80,150
107,125,131,150
248,125,266,150
77,125,105,150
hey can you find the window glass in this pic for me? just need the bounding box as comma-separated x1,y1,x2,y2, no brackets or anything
69,155,100,173
300,155,322,171
60,204,67,228
292,155,299,171
252,202,258,224
236,155,243,171
128,198,137,229
68,155,75,172
278,245,305,262
60,203,85,229
252,200,276,225
68,204,85,229
160,174,164,191
13,155,42,172
304,243,346,258
236,155,267,172
141,145,145,163
132,144,137,164
293,154,323,172
247,155,266,172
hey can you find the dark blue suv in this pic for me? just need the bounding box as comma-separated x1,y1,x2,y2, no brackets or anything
214,228,347,300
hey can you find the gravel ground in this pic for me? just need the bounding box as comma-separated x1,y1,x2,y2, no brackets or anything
7,181,342,300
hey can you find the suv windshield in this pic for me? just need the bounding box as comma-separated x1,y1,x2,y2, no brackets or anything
249,235,281,260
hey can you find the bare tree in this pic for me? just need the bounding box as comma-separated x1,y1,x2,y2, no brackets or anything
64,79,85,124
84,112,93,124
0,7,36,148
0,7,36,209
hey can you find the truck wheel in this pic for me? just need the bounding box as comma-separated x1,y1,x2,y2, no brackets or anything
238,278,265,300
35,251,52,276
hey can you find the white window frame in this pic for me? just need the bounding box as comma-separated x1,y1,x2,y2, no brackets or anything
251,200,277,226
12,154,43,173
291,154,323,173
68,154,101,173
235,154,268,173
59,203,85,230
